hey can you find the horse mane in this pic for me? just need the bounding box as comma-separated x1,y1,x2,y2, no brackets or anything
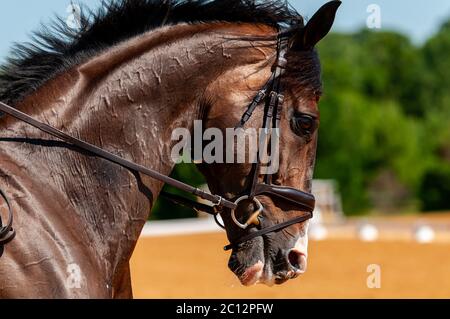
0,0,303,105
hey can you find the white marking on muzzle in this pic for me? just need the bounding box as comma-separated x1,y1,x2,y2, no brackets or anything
293,221,310,258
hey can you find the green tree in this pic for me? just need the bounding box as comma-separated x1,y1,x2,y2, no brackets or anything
421,20,450,114
150,163,205,220
316,24,449,214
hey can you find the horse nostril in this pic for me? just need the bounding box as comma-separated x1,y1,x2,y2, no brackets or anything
287,249,307,273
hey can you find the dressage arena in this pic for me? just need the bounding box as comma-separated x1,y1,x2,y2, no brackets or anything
130,213,450,299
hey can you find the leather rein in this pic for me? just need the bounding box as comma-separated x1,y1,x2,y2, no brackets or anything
0,31,314,255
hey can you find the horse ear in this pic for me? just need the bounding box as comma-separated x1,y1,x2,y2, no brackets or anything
291,0,341,51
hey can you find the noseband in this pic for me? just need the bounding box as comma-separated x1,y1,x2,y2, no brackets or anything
0,31,314,255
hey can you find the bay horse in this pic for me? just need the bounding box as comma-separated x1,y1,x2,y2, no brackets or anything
0,0,340,298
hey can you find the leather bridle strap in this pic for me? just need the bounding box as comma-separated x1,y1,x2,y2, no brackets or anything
160,191,226,229
249,35,288,198
0,101,237,211
160,191,218,215
223,211,312,251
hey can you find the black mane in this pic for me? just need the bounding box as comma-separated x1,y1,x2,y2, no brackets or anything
0,0,303,105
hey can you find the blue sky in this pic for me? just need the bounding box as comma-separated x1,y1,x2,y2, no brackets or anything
1,0,449,63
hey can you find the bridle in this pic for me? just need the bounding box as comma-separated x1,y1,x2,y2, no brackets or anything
0,30,314,256
222,32,315,250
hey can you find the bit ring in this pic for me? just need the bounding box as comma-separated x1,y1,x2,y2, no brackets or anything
231,196,263,230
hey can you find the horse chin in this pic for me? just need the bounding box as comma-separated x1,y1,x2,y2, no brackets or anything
238,262,277,287
238,261,264,286
233,246,276,287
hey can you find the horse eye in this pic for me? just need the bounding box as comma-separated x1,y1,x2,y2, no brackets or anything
291,114,317,136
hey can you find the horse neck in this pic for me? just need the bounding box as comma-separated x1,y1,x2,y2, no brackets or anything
3,23,273,280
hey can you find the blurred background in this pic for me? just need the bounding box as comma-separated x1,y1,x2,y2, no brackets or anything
1,0,449,298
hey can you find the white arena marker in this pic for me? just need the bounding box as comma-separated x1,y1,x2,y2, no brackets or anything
309,224,328,241
358,224,379,242
414,225,436,244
